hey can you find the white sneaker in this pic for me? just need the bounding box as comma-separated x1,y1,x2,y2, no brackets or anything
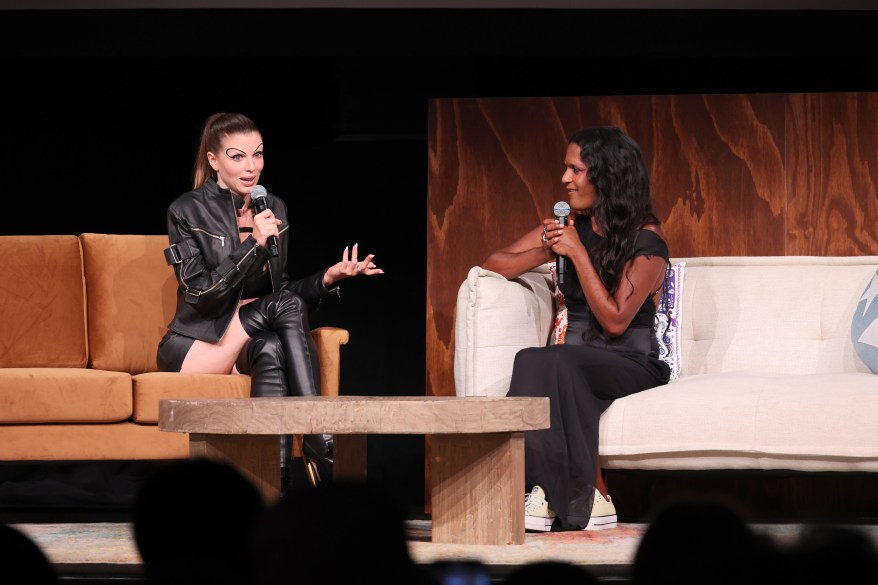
584,489,618,530
524,485,556,532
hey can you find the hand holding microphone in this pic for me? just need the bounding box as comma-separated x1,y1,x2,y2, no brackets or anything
552,201,571,284
250,185,280,257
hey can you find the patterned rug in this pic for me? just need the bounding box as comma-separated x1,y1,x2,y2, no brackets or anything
12,520,848,574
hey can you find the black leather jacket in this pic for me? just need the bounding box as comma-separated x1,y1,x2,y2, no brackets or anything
163,178,335,342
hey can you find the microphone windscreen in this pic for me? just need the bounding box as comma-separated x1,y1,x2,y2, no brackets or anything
250,185,267,200
553,201,571,218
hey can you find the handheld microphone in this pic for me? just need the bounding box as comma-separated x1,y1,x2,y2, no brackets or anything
250,185,279,257
553,201,571,284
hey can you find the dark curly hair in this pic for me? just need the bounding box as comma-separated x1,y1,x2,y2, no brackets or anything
568,126,666,339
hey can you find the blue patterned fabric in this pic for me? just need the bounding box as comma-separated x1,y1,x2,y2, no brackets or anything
852,268,878,374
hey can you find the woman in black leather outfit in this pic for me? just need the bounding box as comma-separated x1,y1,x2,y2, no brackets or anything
156,112,383,489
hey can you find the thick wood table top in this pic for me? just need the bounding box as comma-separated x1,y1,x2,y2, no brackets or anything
159,395,549,435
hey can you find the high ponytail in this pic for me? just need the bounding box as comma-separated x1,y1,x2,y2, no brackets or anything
192,112,260,189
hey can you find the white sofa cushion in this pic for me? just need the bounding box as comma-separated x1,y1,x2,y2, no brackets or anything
455,261,687,397
454,255,878,473
600,371,878,472
676,256,878,376
454,265,554,397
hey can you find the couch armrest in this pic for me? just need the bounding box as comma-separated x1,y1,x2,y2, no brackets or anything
311,326,350,398
454,265,555,397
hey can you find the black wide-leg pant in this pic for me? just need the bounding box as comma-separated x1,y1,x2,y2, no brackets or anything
506,334,667,530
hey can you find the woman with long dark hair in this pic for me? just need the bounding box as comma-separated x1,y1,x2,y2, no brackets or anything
482,126,671,531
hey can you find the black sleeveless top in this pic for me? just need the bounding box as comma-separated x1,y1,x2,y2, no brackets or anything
559,217,670,356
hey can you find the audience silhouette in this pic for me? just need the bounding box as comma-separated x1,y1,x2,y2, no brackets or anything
0,523,59,584
428,559,491,585
131,457,267,585
630,493,781,585
248,479,437,585
14,456,875,585
783,523,878,584
503,560,599,584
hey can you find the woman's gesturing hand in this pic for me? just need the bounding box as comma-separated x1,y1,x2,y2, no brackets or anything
323,243,384,287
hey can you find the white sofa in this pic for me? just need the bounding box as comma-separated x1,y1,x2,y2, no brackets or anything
454,256,878,474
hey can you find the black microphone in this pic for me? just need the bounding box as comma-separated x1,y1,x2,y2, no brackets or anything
250,185,278,257
553,201,571,284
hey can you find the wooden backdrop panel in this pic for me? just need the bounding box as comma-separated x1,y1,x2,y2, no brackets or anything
786,93,878,255
424,92,878,509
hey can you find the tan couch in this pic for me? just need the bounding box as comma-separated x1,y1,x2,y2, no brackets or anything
455,256,878,474
0,234,348,461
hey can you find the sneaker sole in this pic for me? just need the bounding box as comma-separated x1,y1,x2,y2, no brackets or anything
525,515,554,532
583,514,617,530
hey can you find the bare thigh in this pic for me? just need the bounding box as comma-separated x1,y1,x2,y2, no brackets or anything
180,307,251,374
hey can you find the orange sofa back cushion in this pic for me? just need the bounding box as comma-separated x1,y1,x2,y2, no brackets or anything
81,233,176,374
0,235,87,368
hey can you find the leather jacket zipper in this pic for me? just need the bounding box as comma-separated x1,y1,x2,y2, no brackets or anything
180,240,262,296
191,227,225,247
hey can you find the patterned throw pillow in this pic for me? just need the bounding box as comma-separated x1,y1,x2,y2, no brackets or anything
851,268,878,374
656,262,685,379
547,261,685,380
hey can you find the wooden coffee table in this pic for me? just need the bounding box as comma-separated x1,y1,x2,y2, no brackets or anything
159,395,549,545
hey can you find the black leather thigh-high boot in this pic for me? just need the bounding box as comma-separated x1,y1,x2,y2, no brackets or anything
238,290,333,486
236,331,297,494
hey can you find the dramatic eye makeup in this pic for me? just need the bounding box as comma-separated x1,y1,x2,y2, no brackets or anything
225,147,246,161
225,143,264,161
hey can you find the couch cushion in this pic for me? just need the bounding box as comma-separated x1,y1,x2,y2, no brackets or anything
80,234,176,375
851,268,878,374
0,235,87,368
600,372,878,472
132,372,251,423
0,368,132,423
454,265,555,397
0,422,189,460
675,256,878,376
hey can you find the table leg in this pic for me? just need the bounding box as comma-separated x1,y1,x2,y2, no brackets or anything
430,432,525,545
334,434,367,481
190,433,281,504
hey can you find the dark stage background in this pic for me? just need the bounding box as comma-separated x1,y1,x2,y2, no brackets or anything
2,7,878,518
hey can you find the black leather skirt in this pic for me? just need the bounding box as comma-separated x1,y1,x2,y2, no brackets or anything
156,330,196,373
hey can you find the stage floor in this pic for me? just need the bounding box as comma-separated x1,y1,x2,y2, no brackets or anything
15,520,875,583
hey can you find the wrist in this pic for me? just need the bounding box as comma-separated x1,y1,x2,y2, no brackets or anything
569,246,588,267
323,267,337,287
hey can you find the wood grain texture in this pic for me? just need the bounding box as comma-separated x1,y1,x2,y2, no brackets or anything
159,396,549,435
431,432,525,545
427,92,878,406
786,93,878,255
334,434,368,481
163,397,546,544
190,433,281,503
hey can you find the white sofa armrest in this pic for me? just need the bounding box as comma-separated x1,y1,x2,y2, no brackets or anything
454,265,555,397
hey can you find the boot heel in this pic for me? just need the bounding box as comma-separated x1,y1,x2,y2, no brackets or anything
302,452,334,488
303,456,321,488
302,434,333,488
